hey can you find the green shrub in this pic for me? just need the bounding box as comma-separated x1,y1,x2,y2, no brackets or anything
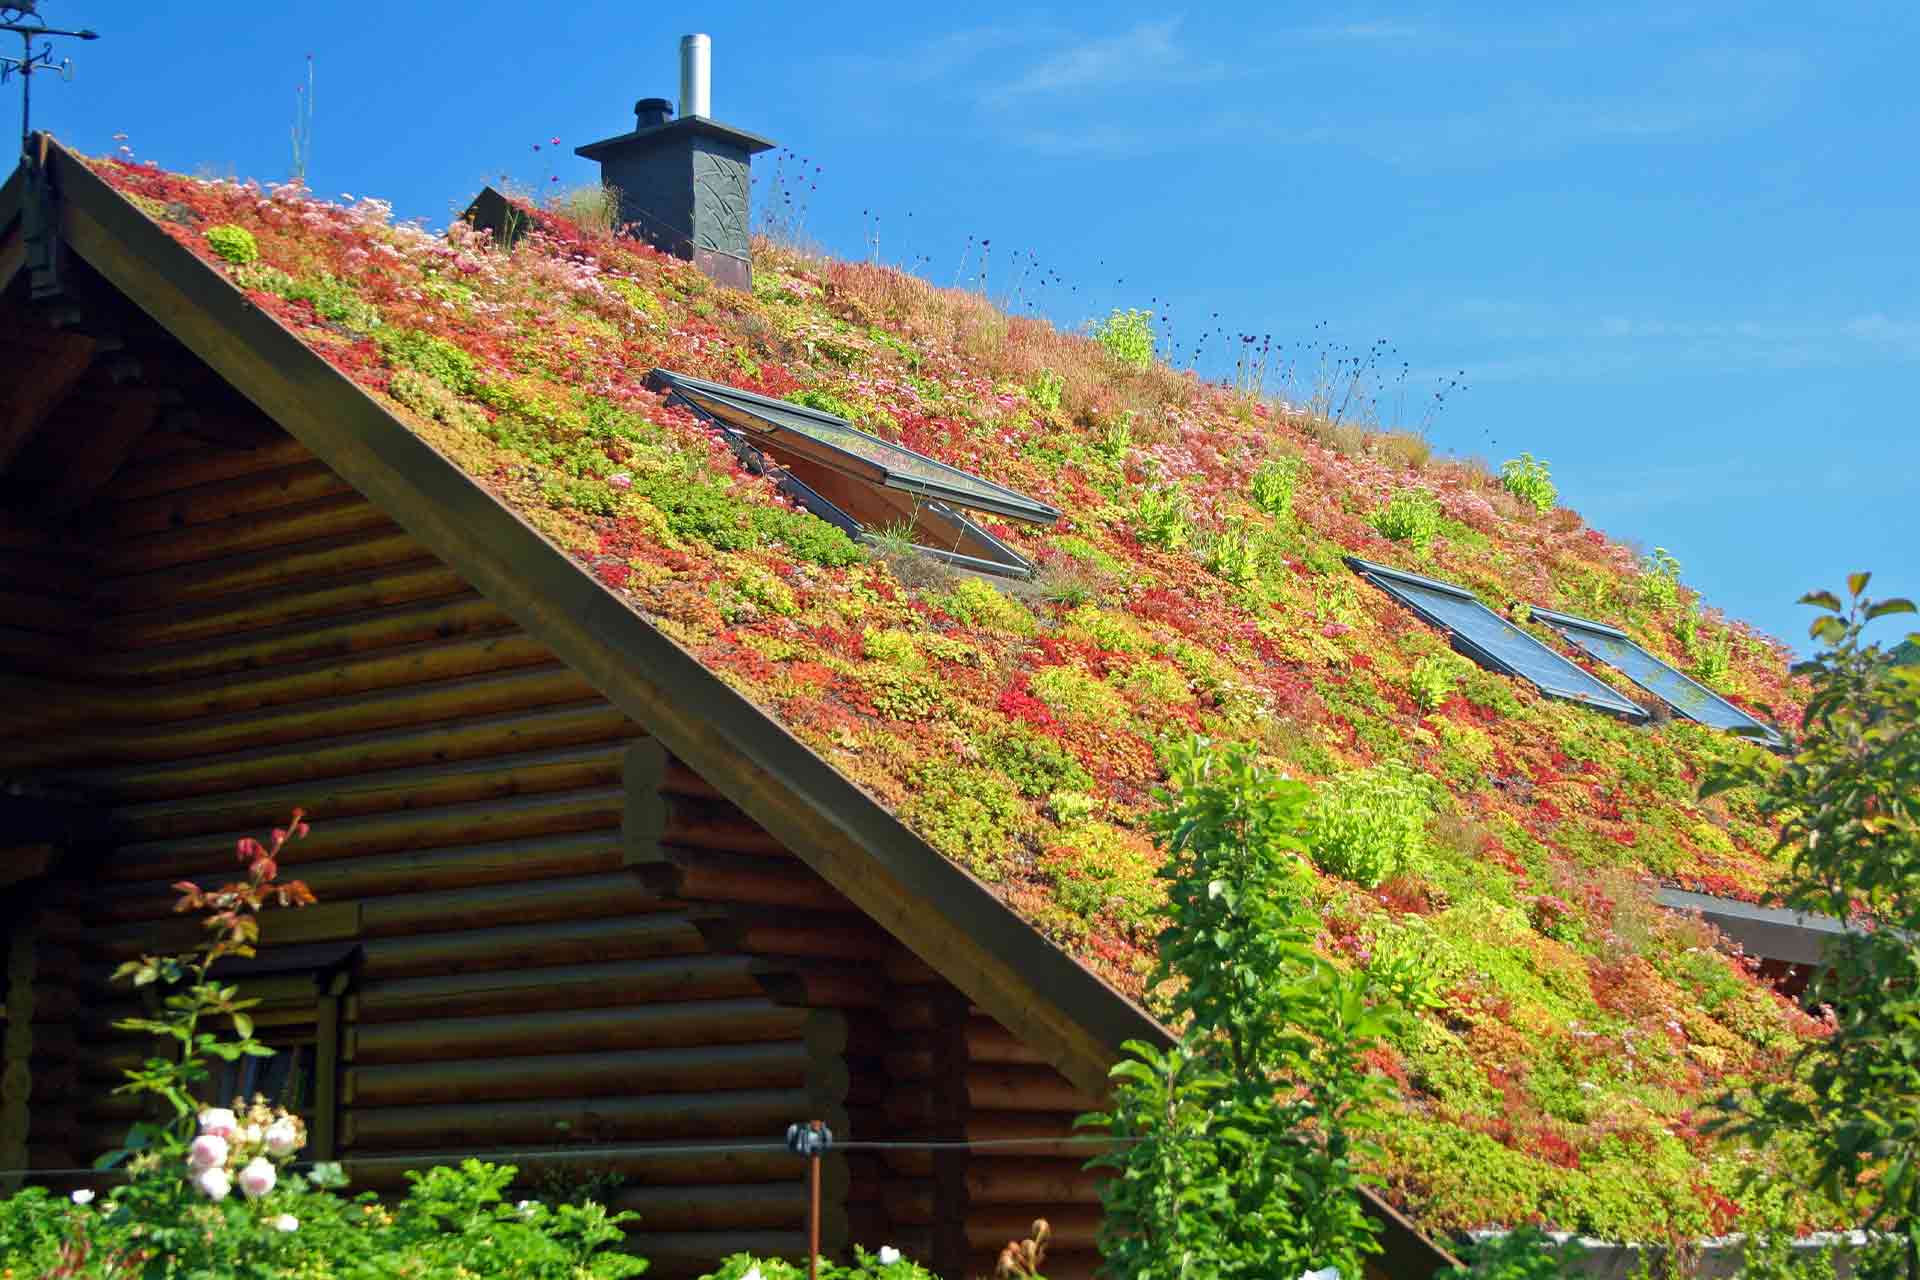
1498,453,1557,513
1250,455,1302,520
701,1245,940,1280
1202,523,1261,588
900,764,1024,877
380,327,480,394
983,728,1093,797
1691,630,1733,690
1407,652,1467,711
286,273,382,333
1370,488,1443,550
1308,762,1434,887
1133,486,1190,550
1094,307,1155,369
791,386,862,422
1026,367,1065,413
1448,1226,1588,1280
1640,547,1684,609
204,223,259,264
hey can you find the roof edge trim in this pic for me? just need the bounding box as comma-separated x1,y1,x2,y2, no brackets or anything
1527,605,1630,639
1344,554,1476,601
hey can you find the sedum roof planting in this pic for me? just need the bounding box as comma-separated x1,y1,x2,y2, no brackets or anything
87,157,1834,1242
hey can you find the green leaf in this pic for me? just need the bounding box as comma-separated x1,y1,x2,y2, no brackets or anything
1848,571,1872,597
1809,616,1847,643
1866,598,1917,620
1800,589,1845,613
231,1011,253,1039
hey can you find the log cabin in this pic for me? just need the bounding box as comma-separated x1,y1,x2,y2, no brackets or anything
0,82,1831,1272
0,140,1467,1278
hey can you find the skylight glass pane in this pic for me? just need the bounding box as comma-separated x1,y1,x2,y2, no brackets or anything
650,369,1060,524
1531,607,1782,744
1347,558,1647,720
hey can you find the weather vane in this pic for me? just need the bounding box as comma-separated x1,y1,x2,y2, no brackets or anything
0,1,100,159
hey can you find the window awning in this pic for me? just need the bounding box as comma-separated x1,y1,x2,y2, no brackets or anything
1530,606,1783,746
1348,557,1647,720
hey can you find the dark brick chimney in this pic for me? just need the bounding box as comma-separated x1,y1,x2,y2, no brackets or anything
575,35,775,292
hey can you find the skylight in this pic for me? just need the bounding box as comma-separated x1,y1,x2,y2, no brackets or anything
648,369,1058,578
1530,606,1783,745
1347,558,1648,720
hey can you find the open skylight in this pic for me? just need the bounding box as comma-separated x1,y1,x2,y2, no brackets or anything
648,369,1058,577
1530,606,1783,745
1347,558,1648,720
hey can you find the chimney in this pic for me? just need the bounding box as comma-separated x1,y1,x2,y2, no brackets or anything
575,34,774,292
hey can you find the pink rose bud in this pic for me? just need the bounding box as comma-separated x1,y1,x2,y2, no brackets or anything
264,1119,300,1157
194,1166,232,1202
238,1156,276,1200
198,1107,238,1139
188,1134,229,1170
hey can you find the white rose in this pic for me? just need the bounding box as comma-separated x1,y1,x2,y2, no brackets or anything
273,1214,299,1233
70,1188,95,1206
194,1166,232,1202
237,1156,277,1200
743,1267,763,1280
188,1134,229,1170
1299,1269,1341,1280
238,1123,264,1148
197,1108,238,1139
264,1118,301,1157
877,1247,902,1266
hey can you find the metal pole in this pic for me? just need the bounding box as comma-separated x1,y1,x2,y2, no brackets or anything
808,1119,822,1280
17,30,28,156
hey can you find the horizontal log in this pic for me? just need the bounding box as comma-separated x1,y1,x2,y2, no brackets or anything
966,1019,1050,1067
624,1232,808,1271
966,1112,1116,1159
97,493,394,577
340,1088,821,1150
966,1065,1101,1114
110,562,472,650
879,1181,934,1225
104,784,623,882
108,528,432,611
339,1140,807,1193
355,912,701,983
102,460,351,538
635,848,852,914
751,966,889,1010
964,1159,1105,1205
693,911,898,963
346,998,812,1066
346,1040,816,1106
350,954,766,1024
95,831,623,926
109,742,628,842
0,589,83,636
14,664,600,772
628,790,790,858
102,433,314,500
607,1182,812,1233
89,703,636,803
360,870,665,937
74,629,562,732
79,592,510,686
965,1207,1101,1252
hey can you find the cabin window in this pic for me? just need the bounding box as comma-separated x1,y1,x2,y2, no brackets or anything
1347,556,1647,720
1529,606,1783,745
648,368,1061,578
205,943,358,1159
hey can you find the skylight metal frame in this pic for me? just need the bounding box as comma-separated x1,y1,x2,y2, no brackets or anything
648,368,1062,525
654,370,1040,578
1346,557,1648,721
1529,605,1784,746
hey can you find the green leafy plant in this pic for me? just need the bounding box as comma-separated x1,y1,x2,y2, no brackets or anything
1641,547,1684,610
1026,368,1066,414
1134,486,1190,550
1407,653,1467,712
1095,308,1155,370
1202,522,1261,588
1498,454,1557,513
1250,456,1302,521
1307,762,1434,887
700,1243,940,1280
1370,489,1443,551
1081,736,1401,1280
204,223,259,265
1448,1227,1587,1280
1702,573,1920,1280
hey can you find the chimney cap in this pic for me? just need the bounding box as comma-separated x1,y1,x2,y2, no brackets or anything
575,114,777,162
634,97,674,127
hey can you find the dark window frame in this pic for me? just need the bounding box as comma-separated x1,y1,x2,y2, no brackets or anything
1347,556,1648,721
205,943,359,1160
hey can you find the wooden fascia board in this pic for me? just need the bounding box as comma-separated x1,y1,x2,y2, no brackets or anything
0,165,23,293
45,147,1456,1275
44,142,1148,1093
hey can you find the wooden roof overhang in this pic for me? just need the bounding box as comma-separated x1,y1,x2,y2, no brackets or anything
0,143,1453,1276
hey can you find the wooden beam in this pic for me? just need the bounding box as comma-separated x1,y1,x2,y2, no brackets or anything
0,226,22,297
0,328,95,473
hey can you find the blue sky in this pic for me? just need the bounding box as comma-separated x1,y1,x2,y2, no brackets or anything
11,1,1915,649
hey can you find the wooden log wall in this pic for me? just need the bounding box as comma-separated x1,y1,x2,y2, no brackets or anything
5,412,1114,1277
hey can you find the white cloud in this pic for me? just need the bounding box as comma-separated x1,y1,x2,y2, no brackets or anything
985,18,1228,103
